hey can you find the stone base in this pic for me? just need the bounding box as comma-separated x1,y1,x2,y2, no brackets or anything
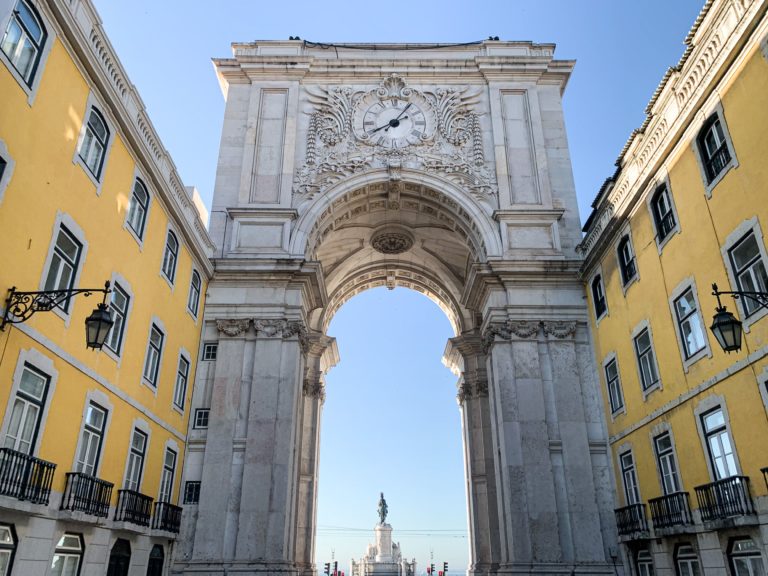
171,561,301,575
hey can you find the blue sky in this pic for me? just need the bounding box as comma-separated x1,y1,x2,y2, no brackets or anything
92,1,705,571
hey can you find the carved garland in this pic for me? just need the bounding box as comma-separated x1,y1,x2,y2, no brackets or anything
482,320,579,351
216,318,251,337
253,319,310,352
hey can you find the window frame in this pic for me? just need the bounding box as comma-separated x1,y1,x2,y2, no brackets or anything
201,343,218,361
699,406,739,480
590,272,608,321
50,532,84,576
172,353,190,411
193,409,209,429
158,447,177,503
728,230,768,320
616,233,639,290
123,428,148,492
3,363,50,455
183,480,201,504
74,401,107,477
619,449,641,505
188,269,202,317
161,229,179,285
125,177,150,241
636,549,654,576
0,524,17,576
653,431,681,496
728,538,767,576
0,139,14,206
674,544,701,576
42,224,82,313
602,354,624,417
669,281,711,369
77,106,110,181
104,281,130,357
694,106,737,194
142,323,165,389
647,179,680,251
0,0,52,100
633,323,661,396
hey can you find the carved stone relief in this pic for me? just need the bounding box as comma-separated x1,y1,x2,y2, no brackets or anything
482,320,576,351
216,318,251,337
294,74,497,204
254,319,310,352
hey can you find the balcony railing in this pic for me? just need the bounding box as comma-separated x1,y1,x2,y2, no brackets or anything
152,501,182,533
114,489,153,526
694,476,755,522
61,472,113,518
0,447,56,505
656,212,676,240
704,143,731,182
648,491,693,529
615,503,649,535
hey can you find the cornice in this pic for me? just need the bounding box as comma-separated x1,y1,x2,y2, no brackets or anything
47,0,216,275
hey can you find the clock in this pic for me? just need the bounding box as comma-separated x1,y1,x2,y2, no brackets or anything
353,92,434,149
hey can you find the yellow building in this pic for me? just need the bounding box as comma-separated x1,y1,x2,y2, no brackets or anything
0,0,214,574
580,1,768,575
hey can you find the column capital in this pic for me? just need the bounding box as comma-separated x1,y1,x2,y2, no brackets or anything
302,378,326,404
216,318,251,337
254,318,310,352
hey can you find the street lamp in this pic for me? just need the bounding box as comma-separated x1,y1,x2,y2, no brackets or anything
1,281,114,350
709,283,768,353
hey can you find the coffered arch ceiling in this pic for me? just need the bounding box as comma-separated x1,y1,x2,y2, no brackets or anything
297,173,498,334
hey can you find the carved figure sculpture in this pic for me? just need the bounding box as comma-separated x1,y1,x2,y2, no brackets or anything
377,492,388,524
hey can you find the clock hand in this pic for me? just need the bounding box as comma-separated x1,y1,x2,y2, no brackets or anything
393,103,411,122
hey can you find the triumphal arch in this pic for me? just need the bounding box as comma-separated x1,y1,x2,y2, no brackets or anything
174,40,618,576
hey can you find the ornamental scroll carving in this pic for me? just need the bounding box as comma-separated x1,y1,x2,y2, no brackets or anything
295,74,496,203
254,319,310,352
216,319,251,337
542,321,578,339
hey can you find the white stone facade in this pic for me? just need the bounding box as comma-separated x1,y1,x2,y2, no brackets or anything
174,40,618,576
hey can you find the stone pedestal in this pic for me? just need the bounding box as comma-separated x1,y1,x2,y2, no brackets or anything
374,523,393,563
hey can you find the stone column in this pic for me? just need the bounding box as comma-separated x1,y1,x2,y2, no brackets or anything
448,331,501,576
294,332,337,576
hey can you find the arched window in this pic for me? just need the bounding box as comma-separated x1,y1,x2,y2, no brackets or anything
591,275,607,318
697,114,732,183
126,179,149,238
651,184,676,241
1,0,47,85
617,236,637,286
79,107,110,179
728,538,766,576
675,544,701,576
107,538,131,576
161,231,179,283
636,549,654,576
188,270,201,316
146,545,164,576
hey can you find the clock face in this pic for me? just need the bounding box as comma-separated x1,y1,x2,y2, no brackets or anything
359,98,429,149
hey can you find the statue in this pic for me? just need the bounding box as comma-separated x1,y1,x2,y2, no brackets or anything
377,492,388,524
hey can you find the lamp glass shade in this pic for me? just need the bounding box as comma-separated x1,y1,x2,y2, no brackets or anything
710,307,742,353
85,303,114,349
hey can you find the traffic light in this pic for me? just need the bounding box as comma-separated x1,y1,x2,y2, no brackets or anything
444,562,448,574
324,563,330,575
431,563,435,575
427,567,432,575
333,561,338,576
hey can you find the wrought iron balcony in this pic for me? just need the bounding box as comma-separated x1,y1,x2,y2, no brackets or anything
152,501,182,533
648,491,693,529
704,143,731,182
0,447,56,505
114,489,153,526
614,503,649,536
61,472,113,518
694,476,755,522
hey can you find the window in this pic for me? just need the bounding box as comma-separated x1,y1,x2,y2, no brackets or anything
173,356,189,410
161,231,179,283
0,524,16,576
675,545,701,576
701,407,737,479
43,226,82,312
728,231,768,317
3,364,49,454
202,343,217,361
0,0,46,85
188,270,201,316
618,236,637,286
620,451,640,505
194,409,209,429
636,549,654,576
728,538,766,576
604,358,624,414
104,282,129,355
0,157,6,182
591,275,607,318
126,179,149,239
651,184,676,242
697,115,732,184
674,288,706,359
183,481,201,504
74,402,106,477
634,327,660,392
124,428,147,491
79,107,109,179
142,324,164,387
50,533,83,576
158,448,176,503
654,432,681,495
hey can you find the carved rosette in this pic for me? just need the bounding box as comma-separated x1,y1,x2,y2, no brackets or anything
542,321,578,340
216,319,251,338
303,379,326,404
